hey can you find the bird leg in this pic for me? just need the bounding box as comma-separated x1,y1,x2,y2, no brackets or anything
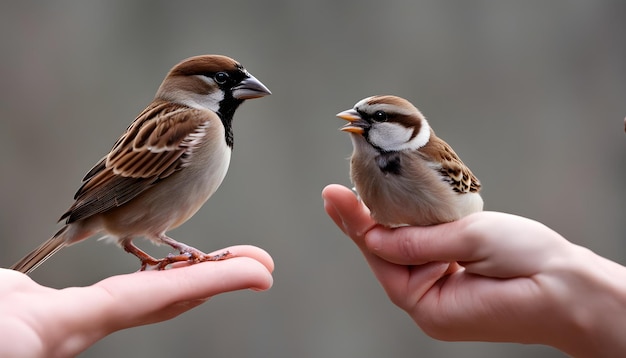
122,239,162,271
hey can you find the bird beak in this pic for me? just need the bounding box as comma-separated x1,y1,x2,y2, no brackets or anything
337,109,365,135
233,74,272,99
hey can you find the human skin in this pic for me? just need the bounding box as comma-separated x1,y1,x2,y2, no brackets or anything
323,184,626,357
0,245,274,358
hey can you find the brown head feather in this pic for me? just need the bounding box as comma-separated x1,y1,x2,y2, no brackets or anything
168,55,242,77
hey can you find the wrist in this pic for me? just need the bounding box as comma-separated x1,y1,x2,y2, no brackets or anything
548,245,626,357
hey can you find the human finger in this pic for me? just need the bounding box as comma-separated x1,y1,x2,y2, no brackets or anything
322,184,376,243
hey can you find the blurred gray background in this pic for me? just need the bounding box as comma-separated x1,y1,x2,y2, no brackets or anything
1,1,625,357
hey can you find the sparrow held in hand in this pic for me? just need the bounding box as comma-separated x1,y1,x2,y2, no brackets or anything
337,95,483,227
11,54,271,273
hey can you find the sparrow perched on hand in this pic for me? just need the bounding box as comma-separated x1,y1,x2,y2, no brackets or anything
337,95,483,227
11,54,271,273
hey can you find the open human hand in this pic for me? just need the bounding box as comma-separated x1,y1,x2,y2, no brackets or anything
0,245,273,358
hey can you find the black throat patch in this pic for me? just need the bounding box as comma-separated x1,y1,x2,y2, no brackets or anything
376,152,402,175
217,97,244,149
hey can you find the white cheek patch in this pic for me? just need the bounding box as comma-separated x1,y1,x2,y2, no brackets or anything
369,122,430,151
195,90,224,111
410,119,431,150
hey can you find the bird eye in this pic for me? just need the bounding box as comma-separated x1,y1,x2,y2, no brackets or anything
214,72,230,84
373,110,387,122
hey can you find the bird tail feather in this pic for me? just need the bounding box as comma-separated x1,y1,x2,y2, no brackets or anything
9,226,69,274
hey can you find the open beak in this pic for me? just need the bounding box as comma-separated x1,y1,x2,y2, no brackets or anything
233,74,272,100
337,108,365,135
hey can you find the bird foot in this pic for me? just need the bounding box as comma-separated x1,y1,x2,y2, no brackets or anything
140,250,234,271
123,237,234,271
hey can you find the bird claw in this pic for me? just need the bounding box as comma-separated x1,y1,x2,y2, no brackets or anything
198,250,234,262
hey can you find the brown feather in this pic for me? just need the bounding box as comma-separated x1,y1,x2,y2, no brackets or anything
10,227,69,274
11,54,270,274
60,100,213,224
419,129,481,194
351,141,470,226
342,95,483,227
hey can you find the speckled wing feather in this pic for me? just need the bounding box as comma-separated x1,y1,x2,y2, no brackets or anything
60,100,212,223
419,131,481,194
